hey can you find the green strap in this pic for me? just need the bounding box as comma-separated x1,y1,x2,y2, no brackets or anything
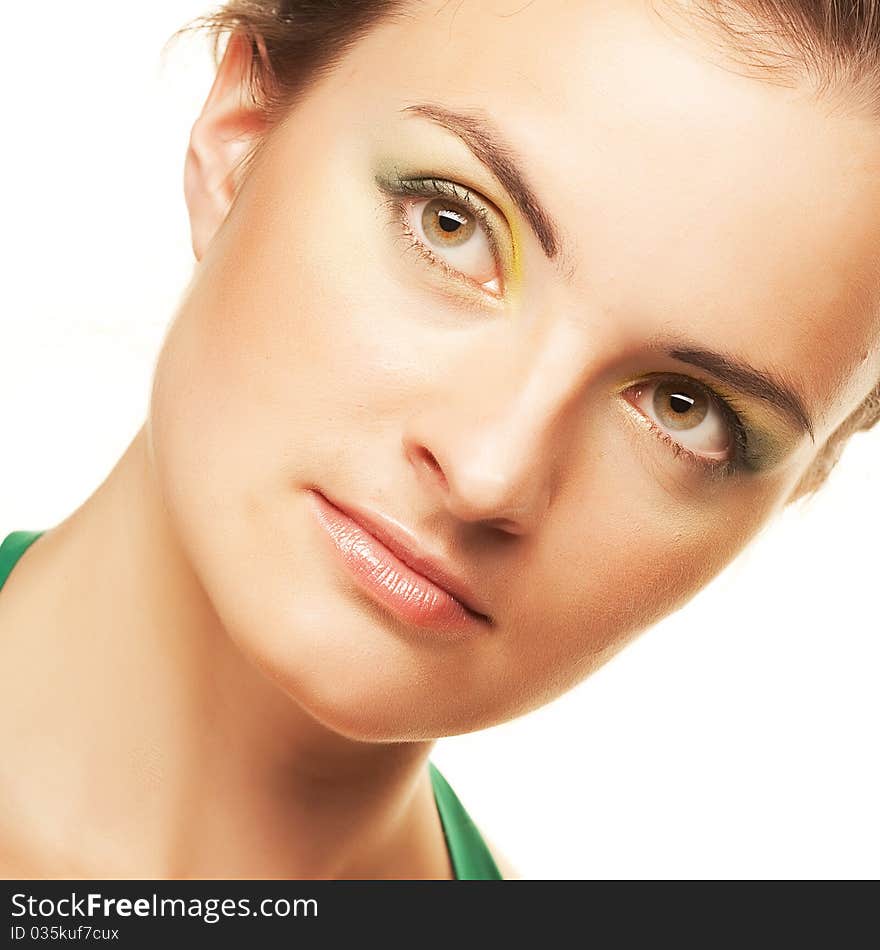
0,530,502,880
0,530,45,593
429,761,503,880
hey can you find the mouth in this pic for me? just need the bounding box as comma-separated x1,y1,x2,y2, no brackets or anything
307,489,492,634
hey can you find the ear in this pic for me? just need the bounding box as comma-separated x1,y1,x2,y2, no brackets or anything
184,31,271,260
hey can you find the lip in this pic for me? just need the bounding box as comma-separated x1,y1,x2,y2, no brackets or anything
307,489,492,632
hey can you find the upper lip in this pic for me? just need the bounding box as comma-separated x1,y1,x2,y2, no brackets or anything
315,490,492,624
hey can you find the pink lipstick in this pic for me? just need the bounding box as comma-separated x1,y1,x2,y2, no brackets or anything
307,489,491,633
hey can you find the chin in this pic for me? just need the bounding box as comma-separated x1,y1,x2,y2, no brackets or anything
231,598,512,743
277,633,485,743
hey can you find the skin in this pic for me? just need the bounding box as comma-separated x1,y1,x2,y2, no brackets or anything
0,0,878,879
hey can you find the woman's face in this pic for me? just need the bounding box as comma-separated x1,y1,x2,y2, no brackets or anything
149,0,880,740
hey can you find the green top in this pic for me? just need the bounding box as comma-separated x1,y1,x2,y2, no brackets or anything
0,529,502,880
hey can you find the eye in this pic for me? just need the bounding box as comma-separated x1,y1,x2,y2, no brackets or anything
404,196,501,294
624,375,739,465
375,174,507,297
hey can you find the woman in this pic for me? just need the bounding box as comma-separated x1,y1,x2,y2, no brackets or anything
1,0,878,879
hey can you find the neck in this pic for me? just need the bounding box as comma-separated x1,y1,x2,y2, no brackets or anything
0,423,450,878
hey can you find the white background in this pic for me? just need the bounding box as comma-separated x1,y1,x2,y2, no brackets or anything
2,2,877,879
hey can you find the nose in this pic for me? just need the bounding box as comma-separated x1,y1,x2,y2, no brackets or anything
402,321,591,535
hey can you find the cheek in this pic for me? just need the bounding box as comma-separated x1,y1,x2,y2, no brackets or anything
496,462,787,712
150,173,386,487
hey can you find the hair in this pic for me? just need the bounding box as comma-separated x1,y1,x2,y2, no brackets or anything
171,0,880,498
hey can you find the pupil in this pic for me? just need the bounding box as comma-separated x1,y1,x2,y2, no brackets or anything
438,210,462,233
669,393,694,414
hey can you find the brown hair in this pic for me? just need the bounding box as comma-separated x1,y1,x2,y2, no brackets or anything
680,1,880,117
173,0,880,497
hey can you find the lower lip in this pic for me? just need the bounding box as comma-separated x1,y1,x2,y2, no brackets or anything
307,490,487,634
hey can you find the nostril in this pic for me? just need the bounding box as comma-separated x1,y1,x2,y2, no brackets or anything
414,445,448,490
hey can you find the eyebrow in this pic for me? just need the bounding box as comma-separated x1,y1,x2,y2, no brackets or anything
401,102,562,259
656,340,815,441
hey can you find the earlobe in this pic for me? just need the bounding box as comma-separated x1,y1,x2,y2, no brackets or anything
184,31,271,260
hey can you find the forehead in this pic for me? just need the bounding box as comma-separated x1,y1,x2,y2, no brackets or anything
292,0,880,427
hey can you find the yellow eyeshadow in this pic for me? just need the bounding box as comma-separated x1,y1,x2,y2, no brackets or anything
505,212,524,297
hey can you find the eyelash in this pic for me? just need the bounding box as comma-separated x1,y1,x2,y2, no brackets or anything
375,175,753,480
376,175,505,296
624,375,751,480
